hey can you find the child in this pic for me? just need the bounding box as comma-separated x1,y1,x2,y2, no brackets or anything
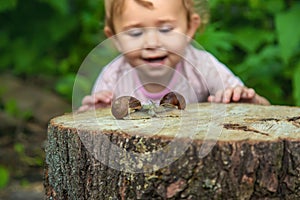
78,0,269,112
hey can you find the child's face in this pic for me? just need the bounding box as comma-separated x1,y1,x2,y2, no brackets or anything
106,0,200,80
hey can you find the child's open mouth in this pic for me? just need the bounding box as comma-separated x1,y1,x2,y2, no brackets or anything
143,55,168,64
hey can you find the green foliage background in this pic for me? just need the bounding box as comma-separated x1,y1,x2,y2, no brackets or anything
0,0,299,190
0,0,299,106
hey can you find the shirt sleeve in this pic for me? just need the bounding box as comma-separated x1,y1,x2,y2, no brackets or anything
92,56,126,94
206,52,244,94
187,46,244,95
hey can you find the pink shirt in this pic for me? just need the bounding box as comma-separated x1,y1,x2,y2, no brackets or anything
92,45,243,104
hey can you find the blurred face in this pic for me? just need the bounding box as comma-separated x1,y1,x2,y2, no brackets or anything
106,0,200,82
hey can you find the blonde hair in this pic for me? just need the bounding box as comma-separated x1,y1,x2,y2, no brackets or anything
105,0,210,34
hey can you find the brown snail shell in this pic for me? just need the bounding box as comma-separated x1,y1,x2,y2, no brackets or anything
111,96,142,119
159,92,186,110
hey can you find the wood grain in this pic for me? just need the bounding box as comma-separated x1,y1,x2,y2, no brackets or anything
44,103,300,199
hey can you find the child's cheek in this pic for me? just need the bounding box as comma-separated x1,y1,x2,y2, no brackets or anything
123,51,141,67
160,33,188,56
115,34,144,53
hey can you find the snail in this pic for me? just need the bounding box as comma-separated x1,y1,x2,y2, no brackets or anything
159,92,186,110
111,92,186,119
111,96,142,119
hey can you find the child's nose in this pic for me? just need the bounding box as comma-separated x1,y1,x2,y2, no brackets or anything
143,29,160,49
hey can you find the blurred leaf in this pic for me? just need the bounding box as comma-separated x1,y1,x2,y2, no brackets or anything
55,74,76,101
20,110,33,120
11,38,36,75
14,143,25,154
20,179,29,187
264,0,285,14
275,4,300,64
0,166,9,189
4,99,18,117
74,75,92,94
195,23,234,57
72,74,94,108
208,0,219,9
235,45,283,105
0,0,17,12
47,14,77,42
259,45,280,59
234,28,275,53
0,32,9,48
248,0,285,13
234,45,280,75
33,157,44,166
293,61,300,106
248,0,259,9
0,32,12,70
38,0,69,14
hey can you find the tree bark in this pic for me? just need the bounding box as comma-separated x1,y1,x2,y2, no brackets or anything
44,103,300,199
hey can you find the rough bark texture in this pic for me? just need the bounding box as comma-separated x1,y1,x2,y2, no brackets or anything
44,103,300,199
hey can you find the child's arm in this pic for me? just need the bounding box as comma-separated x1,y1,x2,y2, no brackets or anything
207,86,270,105
78,90,113,112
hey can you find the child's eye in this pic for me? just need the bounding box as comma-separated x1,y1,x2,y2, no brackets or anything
127,28,143,37
159,25,173,33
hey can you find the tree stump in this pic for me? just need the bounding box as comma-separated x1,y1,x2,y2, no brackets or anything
44,103,300,199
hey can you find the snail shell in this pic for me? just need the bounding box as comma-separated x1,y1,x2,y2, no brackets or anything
159,92,186,110
111,96,142,119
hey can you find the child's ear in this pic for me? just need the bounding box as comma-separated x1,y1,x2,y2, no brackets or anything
104,26,122,52
186,13,201,40
104,26,114,38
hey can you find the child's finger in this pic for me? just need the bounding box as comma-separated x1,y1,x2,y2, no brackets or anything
82,95,94,105
241,88,255,99
232,87,243,102
207,95,215,102
214,90,224,102
223,88,234,103
247,88,256,98
78,105,90,113
94,91,113,103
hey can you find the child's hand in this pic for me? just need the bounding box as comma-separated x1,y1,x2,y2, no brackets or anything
78,90,113,112
207,86,270,105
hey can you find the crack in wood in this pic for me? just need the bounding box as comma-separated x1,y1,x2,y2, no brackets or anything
287,116,300,128
278,139,289,199
226,116,300,136
259,118,280,122
287,116,300,122
258,116,300,128
223,123,270,136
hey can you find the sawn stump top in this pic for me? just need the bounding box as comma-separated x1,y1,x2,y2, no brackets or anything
50,103,300,142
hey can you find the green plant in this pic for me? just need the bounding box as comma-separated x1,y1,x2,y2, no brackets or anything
196,0,300,105
0,0,105,101
0,165,9,189
14,143,44,167
3,99,33,120
1,0,299,106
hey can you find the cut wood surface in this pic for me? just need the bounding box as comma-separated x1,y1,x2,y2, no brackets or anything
44,103,300,199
